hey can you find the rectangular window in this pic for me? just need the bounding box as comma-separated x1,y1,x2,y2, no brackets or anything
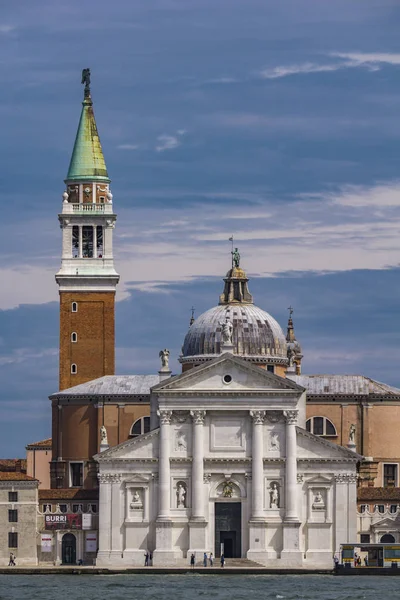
59,504,67,513
72,225,79,258
374,504,385,513
8,510,18,523
82,226,93,258
360,534,370,544
96,225,103,257
384,464,398,487
8,492,18,503
8,532,18,548
70,462,83,487
72,504,83,513
360,504,368,513
390,505,398,513
266,365,274,373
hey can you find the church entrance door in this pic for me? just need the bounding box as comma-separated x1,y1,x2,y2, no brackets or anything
62,533,76,564
215,502,241,558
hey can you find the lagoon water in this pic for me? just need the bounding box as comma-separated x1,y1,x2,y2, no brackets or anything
0,574,398,600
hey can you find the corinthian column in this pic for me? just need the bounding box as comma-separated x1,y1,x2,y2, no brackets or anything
190,410,206,520
157,409,172,520
284,410,298,521
250,410,265,519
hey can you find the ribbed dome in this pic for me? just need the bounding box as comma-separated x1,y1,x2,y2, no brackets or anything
181,304,287,364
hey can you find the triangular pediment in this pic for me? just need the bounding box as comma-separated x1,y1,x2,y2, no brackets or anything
297,428,362,461
94,428,159,462
371,516,400,529
152,354,304,394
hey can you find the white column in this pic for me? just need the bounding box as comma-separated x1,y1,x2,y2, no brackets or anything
93,225,97,258
284,410,298,521
111,476,122,554
190,410,206,520
250,410,265,519
78,226,83,258
157,409,172,520
98,474,112,553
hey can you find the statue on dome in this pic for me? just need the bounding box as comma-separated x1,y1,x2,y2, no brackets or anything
81,68,91,98
220,317,233,345
232,247,240,268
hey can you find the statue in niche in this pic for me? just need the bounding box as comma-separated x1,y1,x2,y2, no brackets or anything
175,430,187,452
159,349,170,370
130,489,143,509
349,424,356,444
269,482,280,509
220,317,233,345
312,491,325,509
269,432,280,452
100,425,108,445
177,483,186,508
222,481,234,498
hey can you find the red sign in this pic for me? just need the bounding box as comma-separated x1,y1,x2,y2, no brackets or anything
45,514,82,530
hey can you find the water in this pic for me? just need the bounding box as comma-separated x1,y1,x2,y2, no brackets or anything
0,575,399,600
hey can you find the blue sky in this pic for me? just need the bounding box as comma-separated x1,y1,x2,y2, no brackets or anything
2,0,400,456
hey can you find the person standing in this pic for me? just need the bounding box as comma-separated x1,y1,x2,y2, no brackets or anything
144,551,149,567
209,552,213,567
364,555,369,567
203,552,208,567
333,555,339,573
190,553,195,568
220,554,225,568
8,553,14,567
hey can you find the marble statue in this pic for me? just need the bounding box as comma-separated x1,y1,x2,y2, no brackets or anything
130,490,143,509
269,482,279,509
349,424,356,444
62,191,69,203
106,190,113,203
312,491,325,509
177,483,186,508
159,349,170,370
175,430,187,451
100,425,108,445
269,433,280,452
220,318,233,345
287,346,295,367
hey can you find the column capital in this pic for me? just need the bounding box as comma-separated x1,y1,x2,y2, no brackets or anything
250,410,265,425
284,410,298,425
190,409,206,425
157,409,173,425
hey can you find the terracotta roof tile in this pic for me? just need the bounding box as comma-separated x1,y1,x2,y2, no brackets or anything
26,438,52,449
0,459,27,472
0,472,37,481
39,489,98,500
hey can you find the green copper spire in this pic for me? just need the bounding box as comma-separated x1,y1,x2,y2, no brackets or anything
66,69,110,183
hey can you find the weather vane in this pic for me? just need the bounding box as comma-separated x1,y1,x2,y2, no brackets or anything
81,68,91,99
288,306,294,317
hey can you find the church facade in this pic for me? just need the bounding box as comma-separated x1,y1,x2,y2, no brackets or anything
95,354,358,567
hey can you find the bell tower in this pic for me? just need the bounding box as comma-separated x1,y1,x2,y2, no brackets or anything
56,69,119,391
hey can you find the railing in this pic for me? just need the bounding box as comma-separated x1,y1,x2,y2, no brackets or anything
72,203,105,213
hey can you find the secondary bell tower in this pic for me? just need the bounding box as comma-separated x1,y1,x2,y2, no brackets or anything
56,69,119,391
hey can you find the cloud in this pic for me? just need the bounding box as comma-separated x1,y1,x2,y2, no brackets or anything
155,129,186,152
0,25,15,34
259,51,400,80
117,144,139,150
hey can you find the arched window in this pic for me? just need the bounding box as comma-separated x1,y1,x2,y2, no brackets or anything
306,416,337,437
71,302,78,313
71,363,77,375
129,416,150,438
71,332,77,343
381,534,395,543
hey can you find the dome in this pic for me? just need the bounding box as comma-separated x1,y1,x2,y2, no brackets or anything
181,304,287,364
180,260,288,367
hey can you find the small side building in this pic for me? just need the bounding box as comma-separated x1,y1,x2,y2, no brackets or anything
0,472,39,566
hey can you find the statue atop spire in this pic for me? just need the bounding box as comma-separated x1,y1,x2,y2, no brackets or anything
286,306,303,374
81,68,91,99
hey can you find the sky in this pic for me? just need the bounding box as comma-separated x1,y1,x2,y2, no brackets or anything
2,0,400,456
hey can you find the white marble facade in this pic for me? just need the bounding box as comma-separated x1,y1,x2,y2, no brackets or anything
95,354,359,567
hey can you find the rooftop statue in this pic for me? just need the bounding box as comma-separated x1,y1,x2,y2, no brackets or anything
81,68,91,98
232,247,240,268
159,349,170,370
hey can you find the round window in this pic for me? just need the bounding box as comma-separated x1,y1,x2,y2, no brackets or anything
223,374,232,384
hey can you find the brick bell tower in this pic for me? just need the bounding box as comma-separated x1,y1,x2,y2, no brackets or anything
56,69,119,391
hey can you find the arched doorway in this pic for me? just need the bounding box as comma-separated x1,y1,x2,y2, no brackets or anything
381,534,395,543
62,533,76,564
